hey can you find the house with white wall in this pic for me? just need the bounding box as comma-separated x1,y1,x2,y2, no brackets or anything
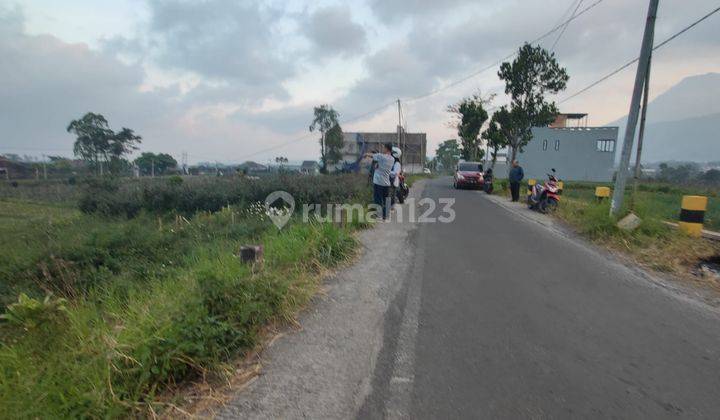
486,114,619,182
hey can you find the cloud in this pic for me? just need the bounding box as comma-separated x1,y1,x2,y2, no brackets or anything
138,0,299,103
0,6,319,163
368,0,476,23
303,5,367,58
0,9,177,152
4,0,720,164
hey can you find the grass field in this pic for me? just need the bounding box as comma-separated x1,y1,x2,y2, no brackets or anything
0,175,369,417
560,181,719,231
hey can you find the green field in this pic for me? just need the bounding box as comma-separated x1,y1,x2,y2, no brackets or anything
560,181,719,231
0,175,369,417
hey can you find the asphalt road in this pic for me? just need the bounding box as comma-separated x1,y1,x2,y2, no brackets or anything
360,177,720,419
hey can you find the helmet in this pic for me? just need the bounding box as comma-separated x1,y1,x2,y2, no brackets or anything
391,147,402,158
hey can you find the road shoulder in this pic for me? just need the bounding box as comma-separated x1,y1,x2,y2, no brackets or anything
215,182,425,419
482,190,720,310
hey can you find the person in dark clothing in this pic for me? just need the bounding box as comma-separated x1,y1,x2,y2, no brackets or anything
508,160,524,202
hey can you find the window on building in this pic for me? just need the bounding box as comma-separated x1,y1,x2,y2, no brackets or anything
542,139,548,151
596,139,615,152
554,139,560,151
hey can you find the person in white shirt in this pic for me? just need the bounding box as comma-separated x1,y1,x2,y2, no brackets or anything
363,143,395,220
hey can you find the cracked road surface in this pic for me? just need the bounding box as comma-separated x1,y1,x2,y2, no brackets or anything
222,177,720,419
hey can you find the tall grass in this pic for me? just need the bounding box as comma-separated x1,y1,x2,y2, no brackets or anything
0,215,356,417
0,174,367,417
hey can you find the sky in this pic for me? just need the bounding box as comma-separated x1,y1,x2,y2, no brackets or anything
1,0,720,164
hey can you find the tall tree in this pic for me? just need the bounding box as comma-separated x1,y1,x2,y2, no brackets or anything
67,112,141,175
447,92,492,161
435,139,462,173
309,105,340,173
497,43,569,162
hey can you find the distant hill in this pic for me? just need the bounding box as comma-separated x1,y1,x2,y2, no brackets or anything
608,72,720,163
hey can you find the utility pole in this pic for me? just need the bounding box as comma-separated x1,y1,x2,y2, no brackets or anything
42,154,47,180
151,159,155,177
610,0,659,216
631,51,653,209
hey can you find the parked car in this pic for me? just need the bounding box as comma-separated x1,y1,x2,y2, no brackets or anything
453,162,484,189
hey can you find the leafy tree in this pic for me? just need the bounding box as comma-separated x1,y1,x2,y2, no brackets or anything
435,139,462,173
134,152,177,176
482,110,511,169
309,105,340,173
324,123,344,170
447,92,492,161
67,112,141,175
497,43,568,162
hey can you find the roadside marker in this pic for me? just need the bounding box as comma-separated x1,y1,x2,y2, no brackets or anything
679,195,707,237
527,179,536,196
595,186,611,201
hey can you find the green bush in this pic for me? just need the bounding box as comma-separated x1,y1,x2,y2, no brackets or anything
0,293,68,333
78,174,370,217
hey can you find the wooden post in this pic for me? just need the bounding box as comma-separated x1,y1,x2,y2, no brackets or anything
239,245,264,264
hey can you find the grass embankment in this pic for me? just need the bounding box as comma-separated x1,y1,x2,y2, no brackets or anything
0,175,369,418
555,182,720,281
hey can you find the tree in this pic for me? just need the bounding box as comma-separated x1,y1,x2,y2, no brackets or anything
274,156,289,165
67,112,141,175
447,92,492,161
699,169,720,184
134,152,177,176
435,139,462,173
497,43,569,162
309,105,340,173
482,111,511,169
324,123,344,170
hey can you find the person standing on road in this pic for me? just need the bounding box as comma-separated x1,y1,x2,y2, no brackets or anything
364,143,395,221
390,147,402,208
509,160,524,202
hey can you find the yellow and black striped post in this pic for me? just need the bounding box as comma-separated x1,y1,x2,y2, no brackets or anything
527,179,536,196
595,186,611,202
679,195,707,237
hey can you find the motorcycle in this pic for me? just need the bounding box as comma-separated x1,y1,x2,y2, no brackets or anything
528,168,560,213
483,170,494,194
396,173,410,204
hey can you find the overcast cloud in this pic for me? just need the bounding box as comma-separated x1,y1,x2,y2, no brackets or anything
2,0,720,163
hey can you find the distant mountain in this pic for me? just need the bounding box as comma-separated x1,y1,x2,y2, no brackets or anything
608,72,720,163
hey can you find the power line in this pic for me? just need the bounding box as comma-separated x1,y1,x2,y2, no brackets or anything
404,0,606,103
559,4,720,104
550,0,585,52
187,0,609,162
228,100,397,162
